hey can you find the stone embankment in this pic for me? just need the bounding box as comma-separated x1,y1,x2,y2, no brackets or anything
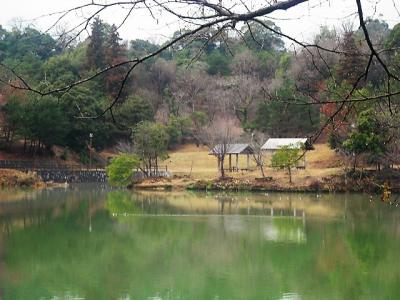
0,160,107,183
36,169,107,183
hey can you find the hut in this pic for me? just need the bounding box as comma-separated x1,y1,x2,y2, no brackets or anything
210,143,254,172
261,138,312,168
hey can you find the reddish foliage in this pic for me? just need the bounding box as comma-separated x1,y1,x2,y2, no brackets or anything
320,102,353,140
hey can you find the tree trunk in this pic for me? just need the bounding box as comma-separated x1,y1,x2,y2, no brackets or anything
220,156,225,178
259,164,265,178
5,129,10,143
33,140,37,156
8,131,13,149
148,158,152,177
5,129,11,149
353,155,357,172
288,167,292,183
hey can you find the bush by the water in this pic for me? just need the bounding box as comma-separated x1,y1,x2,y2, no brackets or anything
106,154,140,186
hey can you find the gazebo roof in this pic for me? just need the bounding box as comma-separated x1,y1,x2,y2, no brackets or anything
261,138,308,150
210,143,254,155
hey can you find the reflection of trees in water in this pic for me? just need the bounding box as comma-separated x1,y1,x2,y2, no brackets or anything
208,214,307,244
215,194,234,214
113,191,343,218
0,185,110,235
106,190,138,215
2,189,397,233
1,207,52,236
1,188,400,298
4,204,400,299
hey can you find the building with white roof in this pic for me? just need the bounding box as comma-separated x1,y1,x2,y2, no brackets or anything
261,138,310,168
261,138,308,151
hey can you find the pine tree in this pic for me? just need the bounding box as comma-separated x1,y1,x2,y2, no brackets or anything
87,17,106,70
336,31,365,85
104,24,129,101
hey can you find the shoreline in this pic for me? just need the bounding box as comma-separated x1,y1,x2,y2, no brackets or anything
0,168,395,195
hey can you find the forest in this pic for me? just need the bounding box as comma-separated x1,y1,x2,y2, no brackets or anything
0,15,400,170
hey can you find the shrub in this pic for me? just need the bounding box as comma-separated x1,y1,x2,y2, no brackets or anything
106,154,140,186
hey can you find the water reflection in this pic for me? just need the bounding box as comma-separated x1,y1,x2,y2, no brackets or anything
262,219,306,243
105,190,352,219
278,293,302,300
1,186,400,300
0,185,109,236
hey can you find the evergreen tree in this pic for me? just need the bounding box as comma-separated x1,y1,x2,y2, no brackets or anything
206,50,230,75
343,109,387,171
133,122,169,176
336,31,365,85
255,82,319,137
87,17,106,70
114,95,154,127
242,22,285,52
104,24,129,100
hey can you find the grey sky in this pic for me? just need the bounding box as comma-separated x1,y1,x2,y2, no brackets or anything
0,0,398,44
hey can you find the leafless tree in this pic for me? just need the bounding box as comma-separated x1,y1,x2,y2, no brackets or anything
231,50,261,77
197,118,241,177
150,58,177,110
169,67,209,114
116,141,133,154
377,112,400,168
202,78,233,120
229,74,262,129
250,131,269,178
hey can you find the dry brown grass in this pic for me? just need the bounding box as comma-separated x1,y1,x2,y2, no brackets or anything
0,169,43,189
163,143,343,185
307,144,343,169
165,144,260,179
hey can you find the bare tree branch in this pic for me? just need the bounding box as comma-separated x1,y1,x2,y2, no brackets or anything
356,0,400,82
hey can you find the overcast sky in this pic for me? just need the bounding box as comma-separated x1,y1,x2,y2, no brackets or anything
0,0,399,44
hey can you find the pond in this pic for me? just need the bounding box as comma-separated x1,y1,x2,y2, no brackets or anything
1,185,400,300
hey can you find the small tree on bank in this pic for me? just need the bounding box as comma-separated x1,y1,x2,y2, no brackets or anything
133,121,169,177
271,145,302,184
210,142,232,178
343,109,387,171
250,131,268,178
106,154,140,186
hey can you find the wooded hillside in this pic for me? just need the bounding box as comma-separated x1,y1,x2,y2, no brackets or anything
0,15,399,170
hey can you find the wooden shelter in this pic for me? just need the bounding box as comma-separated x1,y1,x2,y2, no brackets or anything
210,143,254,172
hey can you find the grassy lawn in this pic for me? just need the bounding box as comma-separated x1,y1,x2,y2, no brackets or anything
163,143,343,185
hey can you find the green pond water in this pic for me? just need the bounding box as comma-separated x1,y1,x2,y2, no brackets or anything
1,185,400,300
